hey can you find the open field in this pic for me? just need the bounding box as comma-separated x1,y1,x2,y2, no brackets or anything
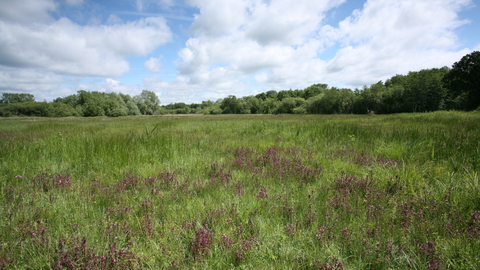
1,112,480,269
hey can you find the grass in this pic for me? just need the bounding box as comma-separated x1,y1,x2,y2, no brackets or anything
1,111,480,269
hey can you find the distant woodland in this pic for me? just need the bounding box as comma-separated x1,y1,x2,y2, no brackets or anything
1,51,479,117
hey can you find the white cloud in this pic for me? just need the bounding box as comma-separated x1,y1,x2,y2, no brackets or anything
0,0,56,24
187,0,248,37
0,16,172,77
0,68,74,101
65,0,84,6
0,69,63,90
96,78,143,95
173,0,474,99
244,0,346,46
321,0,472,87
83,17,172,56
172,0,347,95
144,56,163,72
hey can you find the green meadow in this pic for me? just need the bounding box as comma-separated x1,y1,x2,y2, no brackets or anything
1,112,480,269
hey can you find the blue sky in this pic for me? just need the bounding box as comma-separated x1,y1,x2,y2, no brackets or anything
1,0,479,104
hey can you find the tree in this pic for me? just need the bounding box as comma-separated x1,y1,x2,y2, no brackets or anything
263,98,281,114
402,68,448,112
265,90,278,99
1,93,35,103
276,90,292,101
119,94,141,115
255,93,267,101
54,94,79,106
134,90,160,115
276,97,306,114
303,84,327,99
242,96,262,114
443,51,480,110
220,95,249,114
352,81,385,114
307,88,355,114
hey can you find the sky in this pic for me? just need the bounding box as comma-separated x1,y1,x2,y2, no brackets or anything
0,0,479,104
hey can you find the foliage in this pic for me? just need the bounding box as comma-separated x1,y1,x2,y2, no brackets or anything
442,51,480,110
1,93,35,103
220,95,250,114
134,90,160,115
307,88,355,114
276,97,306,114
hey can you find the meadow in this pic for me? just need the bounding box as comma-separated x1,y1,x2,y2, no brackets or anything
1,112,479,269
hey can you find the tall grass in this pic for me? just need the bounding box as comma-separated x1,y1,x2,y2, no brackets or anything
1,111,479,269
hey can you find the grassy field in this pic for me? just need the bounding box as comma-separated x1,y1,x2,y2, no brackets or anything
1,112,480,269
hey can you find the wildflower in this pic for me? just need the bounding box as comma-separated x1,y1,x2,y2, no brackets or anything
15,175,22,178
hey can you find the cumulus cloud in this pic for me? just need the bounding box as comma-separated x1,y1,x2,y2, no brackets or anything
0,69,63,91
0,68,73,101
173,0,474,97
321,0,472,87
187,0,248,37
0,0,56,24
0,16,172,77
96,78,143,95
144,56,162,72
244,0,346,46
174,0,347,93
83,17,171,56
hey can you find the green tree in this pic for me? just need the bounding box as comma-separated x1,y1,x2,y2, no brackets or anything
352,82,385,114
303,84,327,99
307,88,355,114
443,51,480,110
383,68,448,112
243,96,262,114
1,93,35,103
255,92,267,101
221,95,250,114
276,97,306,114
276,90,292,101
77,91,106,117
405,69,448,112
120,94,141,115
48,102,80,117
379,85,406,113
134,90,160,115
265,90,278,100
262,98,280,114
54,94,79,106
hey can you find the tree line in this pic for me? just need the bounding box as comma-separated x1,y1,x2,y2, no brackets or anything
0,90,159,117
1,51,479,117
164,51,480,115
